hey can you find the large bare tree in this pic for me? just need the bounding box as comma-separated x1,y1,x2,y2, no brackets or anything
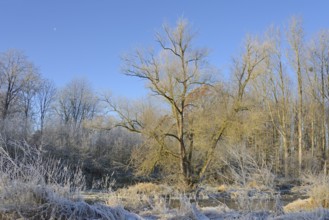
109,19,270,187
119,19,208,186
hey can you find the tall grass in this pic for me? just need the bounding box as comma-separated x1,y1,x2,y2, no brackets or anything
0,139,141,219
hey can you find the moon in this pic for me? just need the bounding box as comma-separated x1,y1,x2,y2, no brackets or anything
53,27,57,31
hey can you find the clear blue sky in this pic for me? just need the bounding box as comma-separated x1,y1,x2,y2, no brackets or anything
1,0,329,98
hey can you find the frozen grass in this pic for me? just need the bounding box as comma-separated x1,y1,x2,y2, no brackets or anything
284,198,317,213
105,181,329,219
283,173,329,213
105,182,276,219
273,209,329,220
2,140,328,219
106,182,175,214
0,140,141,219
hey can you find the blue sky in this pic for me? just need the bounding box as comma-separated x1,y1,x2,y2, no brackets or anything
1,0,329,98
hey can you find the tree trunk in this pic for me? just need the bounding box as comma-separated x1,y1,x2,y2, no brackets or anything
297,58,303,175
283,133,289,177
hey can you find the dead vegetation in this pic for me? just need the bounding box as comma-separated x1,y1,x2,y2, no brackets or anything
1,139,329,220
283,173,329,213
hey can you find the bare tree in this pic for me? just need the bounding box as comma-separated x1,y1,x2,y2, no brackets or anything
308,30,329,174
119,19,208,186
21,71,41,139
287,17,305,174
108,19,270,188
197,35,271,180
262,28,292,177
36,78,56,146
0,50,38,121
55,78,98,147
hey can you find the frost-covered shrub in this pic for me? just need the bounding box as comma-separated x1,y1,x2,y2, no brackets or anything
221,144,275,189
